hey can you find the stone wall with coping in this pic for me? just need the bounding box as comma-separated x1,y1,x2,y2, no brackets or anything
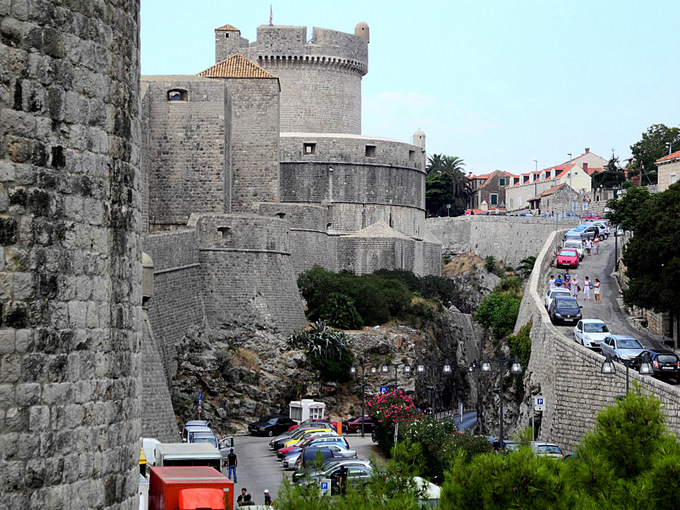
515,230,680,453
427,216,580,267
0,0,142,507
142,76,230,226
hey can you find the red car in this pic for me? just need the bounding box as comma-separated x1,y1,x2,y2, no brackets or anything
556,249,579,268
583,213,603,220
342,415,376,434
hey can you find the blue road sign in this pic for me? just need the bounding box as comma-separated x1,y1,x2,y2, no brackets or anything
379,387,389,394
320,482,328,490
198,392,203,406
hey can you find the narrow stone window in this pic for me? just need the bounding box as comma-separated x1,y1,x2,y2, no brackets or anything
365,145,376,157
217,226,232,238
408,150,415,161
499,177,506,186
303,143,316,155
167,89,188,101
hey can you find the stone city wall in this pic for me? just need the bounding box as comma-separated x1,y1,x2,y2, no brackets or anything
0,0,142,507
143,231,204,380
515,230,680,453
257,203,335,274
142,77,230,226
238,25,369,134
427,216,579,268
191,214,306,334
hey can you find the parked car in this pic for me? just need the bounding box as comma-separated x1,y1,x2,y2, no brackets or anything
294,461,375,491
518,212,533,217
544,288,572,309
600,335,645,361
284,443,357,469
190,432,219,449
343,415,376,434
185,426,213,443
281,428,336,448
631,349,680,381
277,433,346,459
288,418,337,432
531,442,564,458
248,415,297,436
181,420,211,442
556,249,579,268
294,444,359,471
591,221,610,239
548,297,582,325
583,213,603,220
563,240,585,261
573,319,610,349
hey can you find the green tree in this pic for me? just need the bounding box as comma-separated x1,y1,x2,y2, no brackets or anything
604,185,651,230
591,155,625,188
426,154,470,215
475,292,521,340
425,171,455,216
516,256,537,279
621,183,680,313
629,123,680,185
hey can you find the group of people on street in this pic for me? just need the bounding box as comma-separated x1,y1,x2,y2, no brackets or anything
549,271,601,303
228,450,273,506
584,235,602,256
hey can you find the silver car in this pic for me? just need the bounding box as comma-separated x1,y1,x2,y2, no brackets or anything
573,319,610,349
284,444,357,469
563,240,585,261
544,288,572,309
600,335,644,361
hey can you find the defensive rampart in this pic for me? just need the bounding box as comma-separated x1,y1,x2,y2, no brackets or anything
427,216,579,267
516,231,680,453
0,0,142,507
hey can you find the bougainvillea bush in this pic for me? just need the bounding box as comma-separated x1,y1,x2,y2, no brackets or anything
366,389,424,453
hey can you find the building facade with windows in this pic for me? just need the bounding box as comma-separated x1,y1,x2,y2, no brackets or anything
468,170,512,211
656,150,680,192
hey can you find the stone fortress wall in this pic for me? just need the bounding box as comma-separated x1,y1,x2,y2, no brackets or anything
0,0,142,508
515,230,680,453
427,215,580,268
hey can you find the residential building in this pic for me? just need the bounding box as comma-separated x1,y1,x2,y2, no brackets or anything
656,150,680,192
467,170,513,210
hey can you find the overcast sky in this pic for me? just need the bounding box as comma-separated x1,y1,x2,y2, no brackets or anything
140,0,679,175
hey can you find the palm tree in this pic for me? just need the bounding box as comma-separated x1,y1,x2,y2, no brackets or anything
426,154,472,212
517,256,537,279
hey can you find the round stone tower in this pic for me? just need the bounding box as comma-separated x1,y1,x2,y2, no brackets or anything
0,0,142,508
235,24,370,135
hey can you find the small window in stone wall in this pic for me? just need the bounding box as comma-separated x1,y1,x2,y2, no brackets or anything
365,145,376,157
409,150,415,161
490,194,498,206
499,178,506,186
167,89,188,101
304,143,316,155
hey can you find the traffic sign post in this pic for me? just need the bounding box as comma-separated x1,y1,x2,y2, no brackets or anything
532,396,545,441
198,392,203,418
320,479,331,496
379,386,389,394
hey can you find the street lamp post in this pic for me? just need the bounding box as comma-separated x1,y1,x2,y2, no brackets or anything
477,356,523,450
601,354,652,395
415,358,452,417
567,153,573,213
350,362,375,438
379,360,412,390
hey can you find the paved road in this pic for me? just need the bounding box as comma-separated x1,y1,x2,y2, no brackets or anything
550,234,668,350
227,432,385,504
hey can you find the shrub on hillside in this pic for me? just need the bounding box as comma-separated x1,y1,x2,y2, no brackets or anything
287,321,354,381
474,292,522,339
506,321,532,369
318,292,363,330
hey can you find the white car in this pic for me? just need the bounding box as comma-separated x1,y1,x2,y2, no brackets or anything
531,442,563,459
563,240,585,261
573,319,610,349
544,288,572,309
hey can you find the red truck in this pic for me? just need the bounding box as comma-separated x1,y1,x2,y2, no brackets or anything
149,466,234,510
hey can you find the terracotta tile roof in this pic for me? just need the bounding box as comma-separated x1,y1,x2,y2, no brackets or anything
215,24,240,32
528,183,567,202
657,150,680,163
197,54,277,79
583,166,602,176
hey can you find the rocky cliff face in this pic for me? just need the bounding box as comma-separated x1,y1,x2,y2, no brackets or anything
169,259,518,437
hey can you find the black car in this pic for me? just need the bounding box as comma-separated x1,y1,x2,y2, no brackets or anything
631,350,680,381
248,415,296,436
548,297,582,325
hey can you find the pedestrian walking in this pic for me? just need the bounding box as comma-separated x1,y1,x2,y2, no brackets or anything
564,270,571,291
593,278,601,303
585,238,592,255
555,274,564,288
263,490,272,506
571,275,579,299
549,275,555,289
583,277,591,301
593,235,600,255
226,448,238,483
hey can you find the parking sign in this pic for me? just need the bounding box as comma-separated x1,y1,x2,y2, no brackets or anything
534,396,546,412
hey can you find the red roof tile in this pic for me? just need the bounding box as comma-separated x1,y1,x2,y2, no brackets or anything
215,24,240,32
197,54,277,79
657,150,680,163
